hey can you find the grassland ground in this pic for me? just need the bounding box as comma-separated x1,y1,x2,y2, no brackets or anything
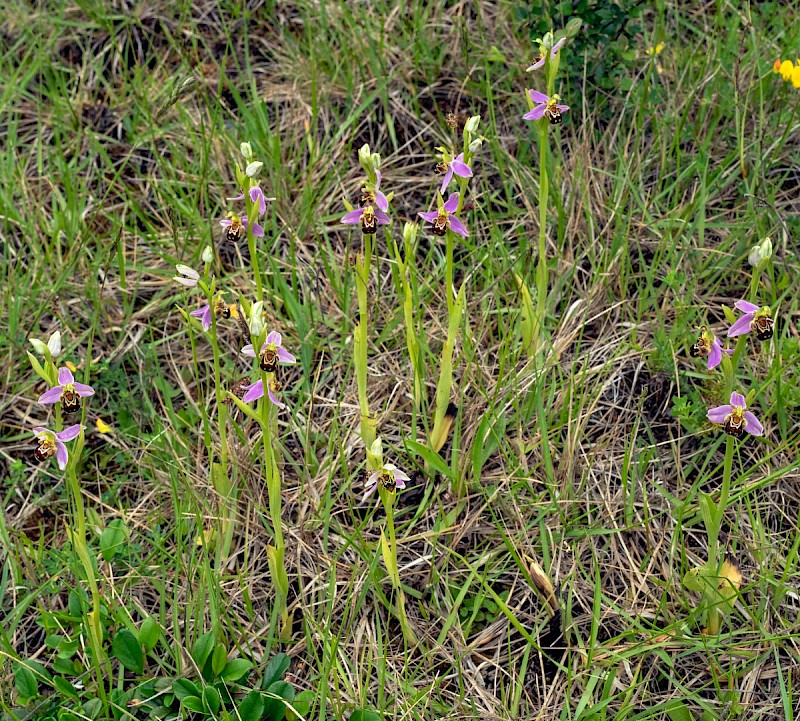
1,1,800,719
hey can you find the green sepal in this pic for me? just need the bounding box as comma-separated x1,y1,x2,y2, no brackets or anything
722,304,737,324
27,351,52,385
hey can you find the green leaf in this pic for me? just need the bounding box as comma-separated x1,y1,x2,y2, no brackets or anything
27,350,51,384
722,304,737,324
666,701,695,721
263,681,294,721
404,440,450,478
53,675,79,699
262,653,291,688
380,529,399,586
192,630,216,669
221,658,254,682
203,686,221,714
514,273,536,355
100,519,127,561
238,690,265,721
211,644,228,678
13,663,38,699
172,678,200,700
183,695,204,712
112,628,144,674
139,617,161,653
286,690,315,720
349,710,382,721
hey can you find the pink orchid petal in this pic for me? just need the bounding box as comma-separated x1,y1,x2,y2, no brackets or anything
375,170,382,190
242,380,265,404
342,209,363,224
374,208,391,225
393,469,411,482
418,210,438,222
375,190,389,212
707,405,733,423
727,314,754,337
729,392,746,408
451,156,472,177
529,89,549,103
174,277,198,287
33,426,49,436
743,411,763,436
251,222,265,238
551,38,566,55
448,215,469,237
219,218,232,228
707,343,722,369
73,383,95,397
58,367,74,385
734,300,759,313
267,383,285,410
241,345,256,358
443,192,460,213
361,482,379,503
266,331,282,346
276,348,296,364
523,105,547,121
395,477,406,489
440,167,455,195
38,386,64,404
249,187,267,215
526,58,545,71
55,442,69,470
556,104,570,111
57,424,82,442
722,348,734,355
228,193,245,201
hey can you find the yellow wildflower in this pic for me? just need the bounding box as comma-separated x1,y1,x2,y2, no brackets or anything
779,59,794,81
792,65,800,89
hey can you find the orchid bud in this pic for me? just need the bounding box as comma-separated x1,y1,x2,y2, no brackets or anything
202,245,214,264
464,115,480,136
249,301,265,337
358,144,372,171
245,161,264,178
371,152,381,170
29,337,48,356
541,31,554,50
748,236,772,267
240,142,253,161
367,437,384,469
468,136,484,154
48,331,62,358
402,221,418,246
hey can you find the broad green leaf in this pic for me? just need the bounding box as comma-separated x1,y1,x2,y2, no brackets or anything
183,695,204,712
172,678,200,700
13,663,38,699
238,690,265,721
139,617,161,653
203,686,221,714
221,658,254,682
192,630,216,669
349,711,381,721
112,628,144,674
211,644,228,677
100,519,127,561
262,653,290,689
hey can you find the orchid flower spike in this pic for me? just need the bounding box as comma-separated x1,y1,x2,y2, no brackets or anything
360,170,389,212
342,177,391,236
241,330,297,373
689,326,733,370
523,90,570,125
33,424,82,470
173,264,200,287
362,463,410,503
707,392,763,438
527,37,566,71
220,212,263,242
437,152,473,195
418,192,468,238
38,367,95,414
241,377,287,408
728,301,774,341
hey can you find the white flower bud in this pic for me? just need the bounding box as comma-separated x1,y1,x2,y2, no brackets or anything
48,331,62,357
240,142,253,161
468,137,483,153
402,221,417,245
29,337,48,356
371,152,381,170
245,161,263,177
249,301,265,337
748,236,773,267
541,31,554,50
464,115,481,135
202,246,214,264
358,144,372,164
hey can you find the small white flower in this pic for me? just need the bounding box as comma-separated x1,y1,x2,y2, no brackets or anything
48,331,62,357
201,246,214,264
173,264,200,287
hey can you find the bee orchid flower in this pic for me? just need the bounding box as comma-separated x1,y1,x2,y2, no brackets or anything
526,37,566,71
438,152,473,195
727,301,774,341
690,326,733,370
173,264,200,287
418,192,468,237
242,377,287,408
241,331,297,372
707,392,763,438
38,367,95,414
523,90,570,125
228,186,276,216
220,212,263,242
363,463,410,503
33,424,82,470
190,304,212,332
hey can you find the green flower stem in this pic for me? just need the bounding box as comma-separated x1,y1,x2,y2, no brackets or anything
706,434,735,636
355,233,376,450
259,374,289,635
392,237,422,433
445,232,454,317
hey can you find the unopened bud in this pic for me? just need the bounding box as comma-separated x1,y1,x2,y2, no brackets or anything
48,331,62,357
245,161,263,178
402,221,418,245
468,137,484,154
748,236,772,267
464,115,481,135
29,337,48,356
248,301,265,337
202,246,214,264
240,142,253,161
